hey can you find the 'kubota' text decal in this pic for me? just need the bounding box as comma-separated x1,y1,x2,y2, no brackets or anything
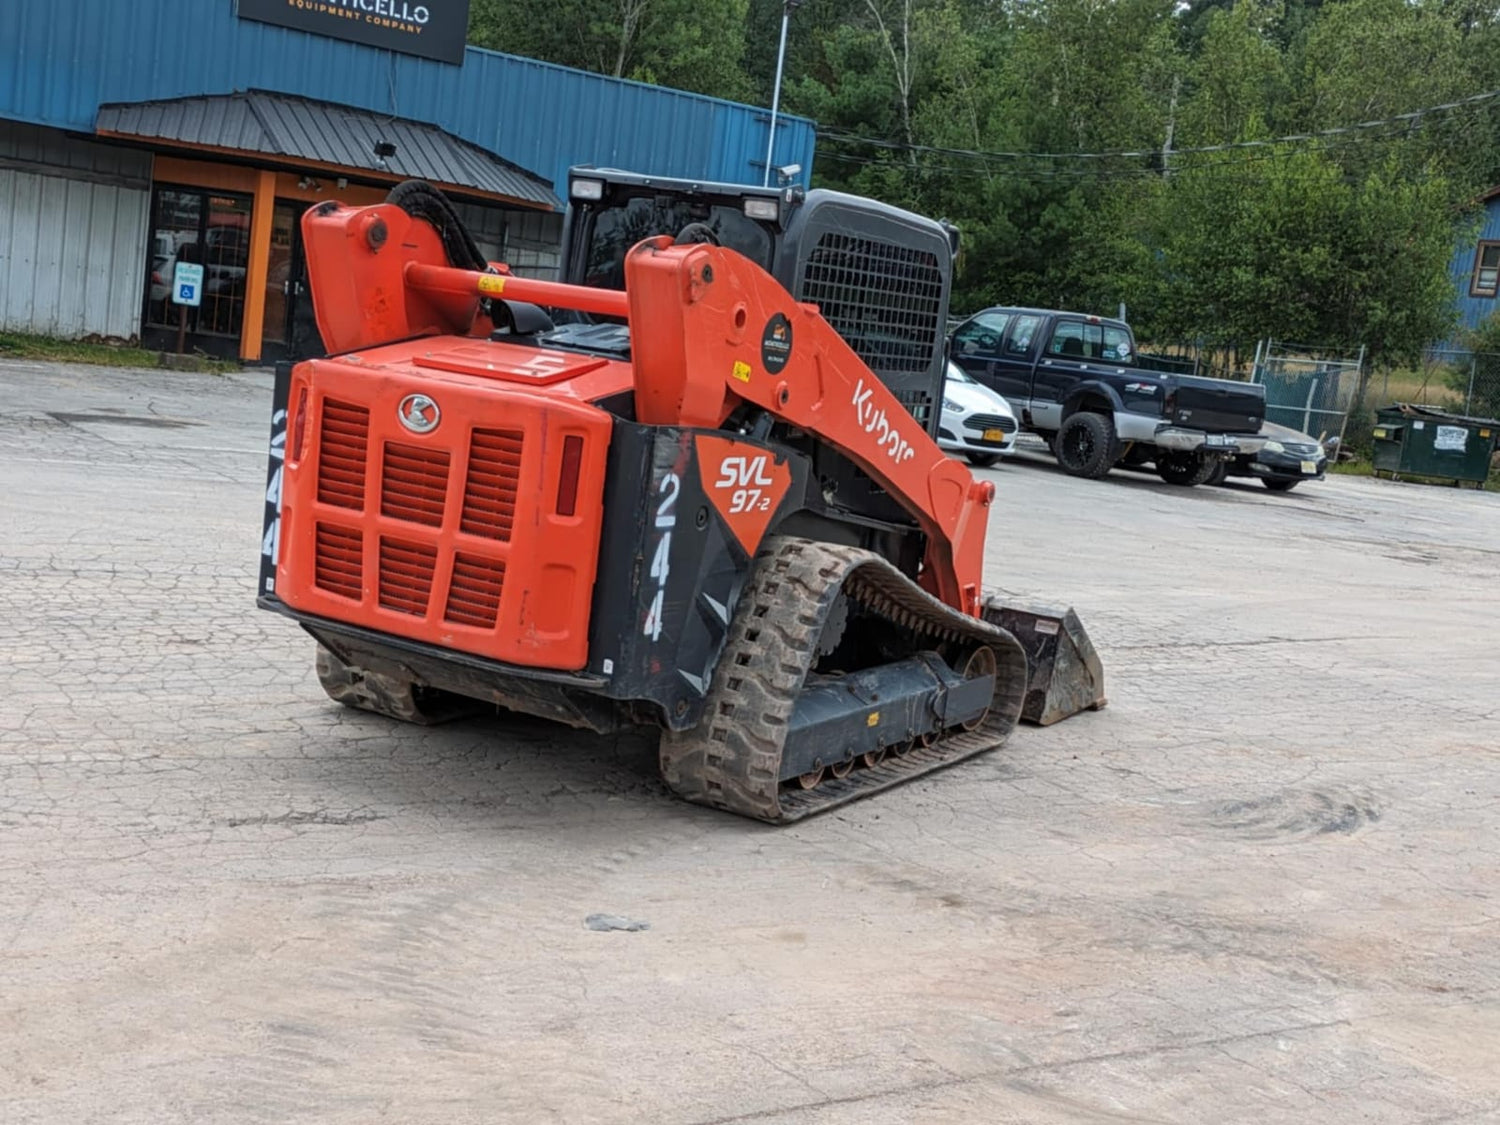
853,379,917,464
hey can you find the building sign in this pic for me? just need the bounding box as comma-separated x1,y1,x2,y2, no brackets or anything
237,0,471,65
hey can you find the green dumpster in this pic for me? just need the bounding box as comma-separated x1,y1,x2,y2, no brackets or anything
1372,404,1499,487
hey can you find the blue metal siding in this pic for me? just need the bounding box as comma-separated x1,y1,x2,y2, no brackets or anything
0,0,816,199
1449,197,1500,338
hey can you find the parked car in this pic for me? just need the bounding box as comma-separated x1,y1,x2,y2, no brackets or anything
1206,421,1331,492
937,360,1018,467
948,307,1267,486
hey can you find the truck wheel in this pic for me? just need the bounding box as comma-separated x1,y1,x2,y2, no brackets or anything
1156,451,1215,487
1055,413,1117,479
966,452,1001,468
1263,477,1299,493
1204,461,1229,486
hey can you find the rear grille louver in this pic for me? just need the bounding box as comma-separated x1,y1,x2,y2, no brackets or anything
378,538,438,616
314,524,363,599
381,442,450,527
316,401,370,509
461,428,524,541
444,554,507,628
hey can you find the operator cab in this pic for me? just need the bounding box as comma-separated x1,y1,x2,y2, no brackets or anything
551,167,958,441
564,174,781,293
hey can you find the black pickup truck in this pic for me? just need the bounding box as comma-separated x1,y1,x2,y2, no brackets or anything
948,307,1267,485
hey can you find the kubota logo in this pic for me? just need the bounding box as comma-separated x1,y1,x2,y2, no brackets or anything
852,379,917,464
397,393,440,434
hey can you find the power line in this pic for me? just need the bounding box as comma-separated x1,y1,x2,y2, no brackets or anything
814,86,1500,165
816,127,1455,183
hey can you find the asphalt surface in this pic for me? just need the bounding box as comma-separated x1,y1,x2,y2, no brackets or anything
2,359,1498,1124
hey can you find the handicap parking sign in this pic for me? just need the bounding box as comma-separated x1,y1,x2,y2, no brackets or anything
172,262,205,308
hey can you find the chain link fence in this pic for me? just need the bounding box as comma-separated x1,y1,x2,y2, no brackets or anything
1402,349,1500,420
1250,340,1365,443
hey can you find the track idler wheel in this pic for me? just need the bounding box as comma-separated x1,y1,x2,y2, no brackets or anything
959,645,999,732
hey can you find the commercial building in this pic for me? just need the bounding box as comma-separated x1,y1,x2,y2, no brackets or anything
0,0,816,362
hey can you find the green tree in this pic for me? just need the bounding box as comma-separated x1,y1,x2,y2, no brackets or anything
468,0,753,100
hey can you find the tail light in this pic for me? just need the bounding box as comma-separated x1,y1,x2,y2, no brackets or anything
556,435,584,516
290,386,309,462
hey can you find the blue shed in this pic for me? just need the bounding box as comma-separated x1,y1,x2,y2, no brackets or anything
0,0,817,360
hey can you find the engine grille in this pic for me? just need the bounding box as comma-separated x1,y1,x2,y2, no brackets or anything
461,428,524,541
964,414,1018,433
800,231,943,428
381,442,450,527
445,553,507,628
281,366,609,672
378,538,439,616
316,401,369,509
314,523,363,599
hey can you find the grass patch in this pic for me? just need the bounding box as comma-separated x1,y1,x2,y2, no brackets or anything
1328,453,1499,489
1328,457,1372,476
0,331,238,375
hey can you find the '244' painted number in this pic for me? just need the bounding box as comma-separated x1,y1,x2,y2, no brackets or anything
642,472,679,641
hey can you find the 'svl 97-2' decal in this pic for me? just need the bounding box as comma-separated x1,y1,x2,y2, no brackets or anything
695,434,792,558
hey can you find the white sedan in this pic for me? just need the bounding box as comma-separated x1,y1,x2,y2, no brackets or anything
937,361,1019,467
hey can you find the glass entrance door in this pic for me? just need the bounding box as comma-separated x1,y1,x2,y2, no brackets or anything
260,200,325,363
262,202,299,349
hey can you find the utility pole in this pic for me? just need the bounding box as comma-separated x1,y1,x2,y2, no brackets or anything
762,0,803,187
1161,74,1181,179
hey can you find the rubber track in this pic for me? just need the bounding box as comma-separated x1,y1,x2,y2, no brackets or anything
659,536,1029,823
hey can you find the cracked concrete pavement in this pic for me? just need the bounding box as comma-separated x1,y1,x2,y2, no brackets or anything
1,358,1498,1124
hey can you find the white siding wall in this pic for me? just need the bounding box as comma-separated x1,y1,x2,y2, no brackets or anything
452,201,564,280
505,209,563,279
0,122,151,342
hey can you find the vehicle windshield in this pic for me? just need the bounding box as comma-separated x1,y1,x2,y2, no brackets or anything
582,196,775,291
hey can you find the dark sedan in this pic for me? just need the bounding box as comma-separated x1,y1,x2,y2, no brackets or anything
1207,421,1331,493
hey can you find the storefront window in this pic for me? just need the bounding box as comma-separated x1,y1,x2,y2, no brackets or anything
145,189,200,330
143,186,252,343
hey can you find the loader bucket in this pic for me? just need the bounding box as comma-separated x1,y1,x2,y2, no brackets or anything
983,601,1106,726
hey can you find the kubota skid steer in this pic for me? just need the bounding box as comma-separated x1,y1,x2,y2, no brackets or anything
256,176,1104,823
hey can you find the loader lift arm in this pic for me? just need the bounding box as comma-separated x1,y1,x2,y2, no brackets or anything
621,236,994,618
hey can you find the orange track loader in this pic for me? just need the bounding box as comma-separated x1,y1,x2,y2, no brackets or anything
257,175,1103,822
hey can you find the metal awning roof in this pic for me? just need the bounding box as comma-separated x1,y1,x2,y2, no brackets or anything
96,91,559,210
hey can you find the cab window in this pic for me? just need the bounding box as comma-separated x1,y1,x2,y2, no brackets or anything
1102,325,1134,364
1005,314,1043,356
1047,321,1089,358
584,196,772,291
1047,320,1134,362
952,311,1010,356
